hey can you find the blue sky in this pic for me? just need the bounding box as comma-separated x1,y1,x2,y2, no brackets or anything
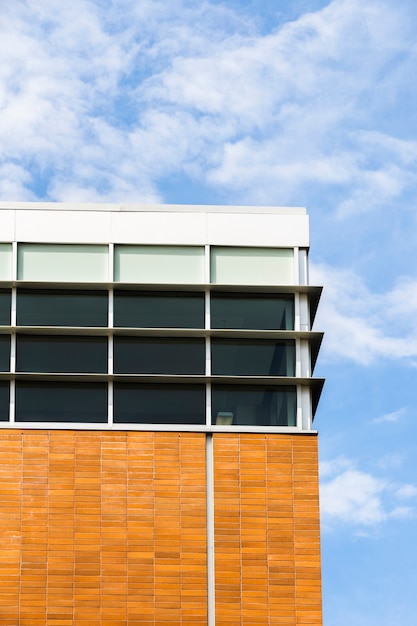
1,0,417,623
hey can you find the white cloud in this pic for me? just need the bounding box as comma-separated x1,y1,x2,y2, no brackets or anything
372,407,407,424
311,263,417,364
320,457,417,528
0,0,416,208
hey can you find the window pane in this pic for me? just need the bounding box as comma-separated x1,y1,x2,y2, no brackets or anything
114,291,204,328
17,289,108,327
115,245,205,284
0,381,9,421
211,247,294,285
16,336,108,373
211,339,295,376
0,290,11,325
212,385,296,426
0,244,12,280
0,336,10,371
114,337,205,374
15,382,108,422
114,383,205,424
17,244,109,282
211,293,294,330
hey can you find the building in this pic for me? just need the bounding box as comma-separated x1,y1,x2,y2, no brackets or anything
0,202,324,625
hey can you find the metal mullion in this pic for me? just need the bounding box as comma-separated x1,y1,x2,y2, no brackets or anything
9,282,16,423
108,280,114,425
204,246,211,427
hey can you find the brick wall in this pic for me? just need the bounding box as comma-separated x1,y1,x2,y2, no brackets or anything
0,431,321,625
213,434,322,626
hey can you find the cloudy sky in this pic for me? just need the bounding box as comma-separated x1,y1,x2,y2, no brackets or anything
1,0,417,623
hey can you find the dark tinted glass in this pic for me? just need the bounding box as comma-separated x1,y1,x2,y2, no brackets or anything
0,335,11,371
0,290,11,325
211,339,295,376
212,385,296,426
16,335,107,373
15,382,107,422
114,291,205,328
114,383,205,424
16,289,108,326
211,293,294,330
114,337,205,374
0,382,9,421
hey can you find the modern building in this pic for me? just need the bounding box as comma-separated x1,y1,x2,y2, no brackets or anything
0,202,324,625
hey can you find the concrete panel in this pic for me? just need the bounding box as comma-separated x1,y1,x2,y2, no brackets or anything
111,211,207,244
0,210,15,241
15,210,112,243
207,213,309,247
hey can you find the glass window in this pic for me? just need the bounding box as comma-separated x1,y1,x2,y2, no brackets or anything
114,291,204,328
17,289,108,327
0,290,11,325
211,293,294,330
15,381,108,423
0,335,10,371
212,385,297,426
114,245,205,284
210,247,294,285
16,336,108,373
0,382,9,421
0,244,12,281
17,244,109,282
114,337,205,374
211,339,295,377
114,383,205,424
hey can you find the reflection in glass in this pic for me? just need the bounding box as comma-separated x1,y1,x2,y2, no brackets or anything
114,291,205,328
114,383,205,424
114,337,205,374
0,290,11,326
0,382,9,421
212,385,296,426
17,289,108,327
211,339,295,377
16,336,107,373
211,293,294,330
0,335,10,371
15,382,107,422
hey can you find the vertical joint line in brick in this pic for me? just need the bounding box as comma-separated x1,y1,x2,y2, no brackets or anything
206,433,215,626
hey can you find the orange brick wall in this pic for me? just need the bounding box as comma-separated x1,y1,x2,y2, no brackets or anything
0,431,207,626
213,434,322,626
0,431,321,626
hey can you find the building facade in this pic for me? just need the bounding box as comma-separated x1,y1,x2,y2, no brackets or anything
0,202,323,625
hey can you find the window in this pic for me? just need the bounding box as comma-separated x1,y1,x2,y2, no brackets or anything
212,385,297,426
211,339,295,376
0,290,11,325
17,244,109,282
114,383,205,424
0,335,10,371
115,245,205,283
0,244,12,281
17,289,108,327
210,247,294,285
16,336,108,373
0,382,8,421
15,381,108,422
114,291,204,328
0,241,315,429
114,337,205,375
211,293,294,330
